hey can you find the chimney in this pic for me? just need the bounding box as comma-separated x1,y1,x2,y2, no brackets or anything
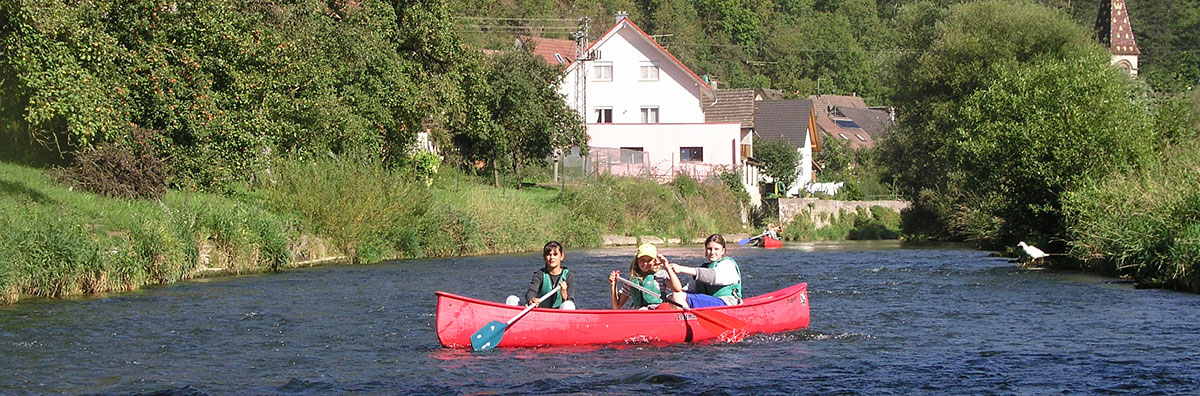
615,11,628,24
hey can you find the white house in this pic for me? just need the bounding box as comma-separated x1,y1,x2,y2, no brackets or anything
553,14,759,205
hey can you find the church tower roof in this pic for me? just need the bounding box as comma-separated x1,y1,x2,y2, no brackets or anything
1095,0,1140,56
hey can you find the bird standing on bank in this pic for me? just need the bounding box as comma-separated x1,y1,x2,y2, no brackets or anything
1017,241,1048,264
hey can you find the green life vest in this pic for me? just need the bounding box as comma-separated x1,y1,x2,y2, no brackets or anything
629,273,663,308
538,268,569,308
697,257,742,301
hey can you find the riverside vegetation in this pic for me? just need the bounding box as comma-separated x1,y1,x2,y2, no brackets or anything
4,0,1200,300
0,158,759,305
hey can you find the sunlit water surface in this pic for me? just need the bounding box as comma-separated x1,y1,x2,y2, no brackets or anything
2,241,1198,395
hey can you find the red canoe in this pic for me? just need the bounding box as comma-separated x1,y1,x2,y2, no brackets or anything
758,236,783,248
435,283,810,348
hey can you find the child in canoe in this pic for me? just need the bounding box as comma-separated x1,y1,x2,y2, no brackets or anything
663,234,742,309
506,241,576,309
608,243,669,310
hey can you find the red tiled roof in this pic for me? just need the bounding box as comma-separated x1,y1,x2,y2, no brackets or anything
703,89,757,129
811,94,873,149
518,36,577,65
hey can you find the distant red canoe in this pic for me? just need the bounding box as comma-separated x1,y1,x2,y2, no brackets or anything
435,283,810,348
758,236,783,248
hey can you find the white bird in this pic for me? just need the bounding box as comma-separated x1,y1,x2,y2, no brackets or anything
1017,241,1048,262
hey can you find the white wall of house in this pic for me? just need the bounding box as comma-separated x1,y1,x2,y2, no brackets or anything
554,18,761,207
559,24,709,124
785,136,814,198
586,123,741,179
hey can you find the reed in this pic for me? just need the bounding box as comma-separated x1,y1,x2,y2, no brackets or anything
1063,143,1200,291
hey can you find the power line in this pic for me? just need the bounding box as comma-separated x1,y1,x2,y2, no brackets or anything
667,42,932,55
456,16,580,22
454,24,577,30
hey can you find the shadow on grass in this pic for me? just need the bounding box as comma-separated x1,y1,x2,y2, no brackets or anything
0,180,55,204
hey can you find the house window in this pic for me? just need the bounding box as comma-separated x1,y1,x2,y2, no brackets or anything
594,107,613,123
553,53,565,64
838,133,849,140
856,134,867,142
639,62,659,81
680,147,704,162
594,62,613,82
620,147,644,164
640,107,659,123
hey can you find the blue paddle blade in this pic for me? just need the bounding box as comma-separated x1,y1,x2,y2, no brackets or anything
470,320,507,351
737,238,751,245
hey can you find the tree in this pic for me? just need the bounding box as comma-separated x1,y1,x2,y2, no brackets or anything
753,138,800,193
815,135,852,182
878,0,1156,247
949,56,1157,245
454,48,585,187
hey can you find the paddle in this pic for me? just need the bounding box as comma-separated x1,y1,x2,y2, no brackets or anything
471,285,561,351
616,277,747,341
737,233,767,245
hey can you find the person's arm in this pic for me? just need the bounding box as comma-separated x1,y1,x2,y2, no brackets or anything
524,271,542,306
693,259,740,286
609,271,630,309
560,270,573,301
662,256,684,293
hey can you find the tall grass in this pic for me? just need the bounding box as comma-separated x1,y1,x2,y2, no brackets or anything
556,174,744,240
1,159,751,304
0,162,296,304
1063,143,1200,291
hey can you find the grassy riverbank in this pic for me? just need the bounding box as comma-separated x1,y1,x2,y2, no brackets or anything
0,159,746,304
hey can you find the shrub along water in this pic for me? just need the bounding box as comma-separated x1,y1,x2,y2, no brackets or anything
1063,142,1200,291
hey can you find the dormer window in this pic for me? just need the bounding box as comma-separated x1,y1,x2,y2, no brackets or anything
594,62,613,82
639,62,659,81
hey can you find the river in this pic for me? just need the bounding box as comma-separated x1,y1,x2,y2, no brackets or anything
1,241,1197,395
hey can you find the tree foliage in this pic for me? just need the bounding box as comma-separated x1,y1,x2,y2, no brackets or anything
0,0,583,191
753,138,799,191
877,0,1161,247
453,47,586,187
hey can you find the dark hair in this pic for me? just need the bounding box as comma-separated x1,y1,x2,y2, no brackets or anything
543,241,564,256
704,233,726,248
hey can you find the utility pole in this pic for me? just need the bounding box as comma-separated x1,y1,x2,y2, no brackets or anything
572,16,591,179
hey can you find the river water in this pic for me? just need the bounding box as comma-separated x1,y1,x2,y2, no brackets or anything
1,241,1197,395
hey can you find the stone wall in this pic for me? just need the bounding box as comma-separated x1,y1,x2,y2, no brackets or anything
774,198,911,228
